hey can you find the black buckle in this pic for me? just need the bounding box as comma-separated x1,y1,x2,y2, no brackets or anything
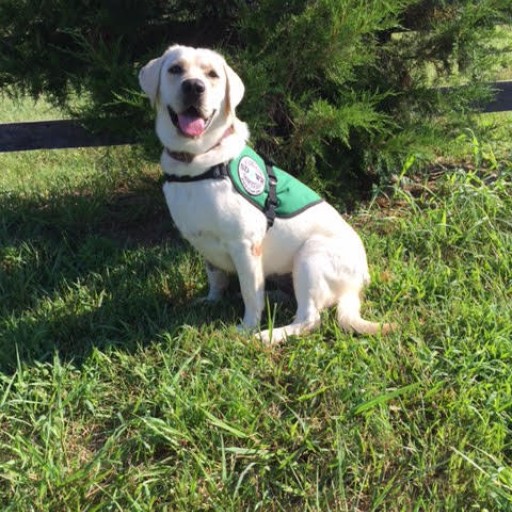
265,162,278,228
212,163,227,179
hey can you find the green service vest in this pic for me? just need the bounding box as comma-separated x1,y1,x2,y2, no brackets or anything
163,146,323,227
227,146,323,220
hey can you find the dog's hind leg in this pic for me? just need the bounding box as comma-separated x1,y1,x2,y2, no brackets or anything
259,302,321,345
259,235,392,344
259,239,329,344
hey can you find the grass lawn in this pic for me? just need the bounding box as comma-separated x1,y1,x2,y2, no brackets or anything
1,96,512,510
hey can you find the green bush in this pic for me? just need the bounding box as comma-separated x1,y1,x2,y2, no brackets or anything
1,1,511,197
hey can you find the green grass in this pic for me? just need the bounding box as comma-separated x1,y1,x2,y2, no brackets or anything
1,97,512,510
0,94,64,123
492,25,512,81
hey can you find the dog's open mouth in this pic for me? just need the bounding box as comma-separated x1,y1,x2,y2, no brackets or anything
168,106,215,138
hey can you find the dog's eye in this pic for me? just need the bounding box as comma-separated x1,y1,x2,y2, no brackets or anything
168,64,183,74
207,69,219,79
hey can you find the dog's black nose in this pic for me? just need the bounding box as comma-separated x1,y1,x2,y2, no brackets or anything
182,79,206,101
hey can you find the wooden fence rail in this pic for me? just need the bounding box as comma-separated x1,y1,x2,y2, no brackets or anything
481,80,512,113
1,81,511,153
0,119,135,152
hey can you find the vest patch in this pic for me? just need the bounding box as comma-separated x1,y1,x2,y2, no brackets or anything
238,156,266,195
228,146,323,218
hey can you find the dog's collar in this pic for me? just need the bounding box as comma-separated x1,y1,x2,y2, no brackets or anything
164,125,235,163
165,149,195,163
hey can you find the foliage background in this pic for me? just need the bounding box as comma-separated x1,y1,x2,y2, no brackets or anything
1,0,511,197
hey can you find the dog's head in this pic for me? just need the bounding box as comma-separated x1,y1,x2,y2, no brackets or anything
139,45,245,152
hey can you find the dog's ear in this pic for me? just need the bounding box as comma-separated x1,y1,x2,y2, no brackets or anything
139,56,164,106
224,62,245,113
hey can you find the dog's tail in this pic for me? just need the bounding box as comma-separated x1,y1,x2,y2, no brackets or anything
336,287,395,335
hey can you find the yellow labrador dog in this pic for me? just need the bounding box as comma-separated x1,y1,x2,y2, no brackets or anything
139,45,393,343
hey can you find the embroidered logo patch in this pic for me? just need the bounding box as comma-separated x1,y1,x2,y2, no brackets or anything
238,157,266,195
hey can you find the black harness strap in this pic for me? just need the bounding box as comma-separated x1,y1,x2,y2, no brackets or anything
163,163,228,183
264,161,278,228
163,158,279,229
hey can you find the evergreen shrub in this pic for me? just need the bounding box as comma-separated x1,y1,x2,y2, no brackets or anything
1,0,511,198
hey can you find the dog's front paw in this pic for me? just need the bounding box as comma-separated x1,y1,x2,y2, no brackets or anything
257,327,287,346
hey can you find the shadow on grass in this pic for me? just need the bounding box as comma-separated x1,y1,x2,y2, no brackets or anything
0,187,253,373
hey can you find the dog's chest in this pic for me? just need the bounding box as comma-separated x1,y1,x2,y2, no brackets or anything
162,179,265,271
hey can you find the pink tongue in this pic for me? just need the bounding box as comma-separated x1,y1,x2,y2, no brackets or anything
178,114,206,137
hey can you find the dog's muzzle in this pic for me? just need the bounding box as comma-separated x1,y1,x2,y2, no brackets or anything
165,78,215,138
